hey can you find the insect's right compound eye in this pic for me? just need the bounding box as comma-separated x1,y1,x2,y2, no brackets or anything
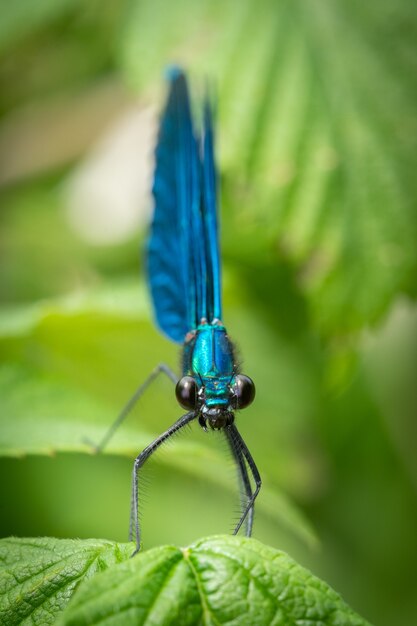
175,376,198,410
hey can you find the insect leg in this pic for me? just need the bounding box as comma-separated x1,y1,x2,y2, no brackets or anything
224,426,254,537
85,363,177,453
130,410,198,556
227,423,262,537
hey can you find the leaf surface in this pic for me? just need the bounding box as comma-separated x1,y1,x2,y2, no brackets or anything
0,536,371,625
0,537,132,626
58,536,371,625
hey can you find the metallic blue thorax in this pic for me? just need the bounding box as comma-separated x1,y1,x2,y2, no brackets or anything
182,323,235,407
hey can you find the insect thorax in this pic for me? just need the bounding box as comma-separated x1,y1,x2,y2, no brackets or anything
182,322,236,407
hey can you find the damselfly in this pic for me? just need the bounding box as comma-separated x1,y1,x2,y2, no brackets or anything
93,68,261,555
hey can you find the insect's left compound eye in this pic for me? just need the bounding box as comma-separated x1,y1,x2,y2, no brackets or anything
176,376,198,410
232,374,256,409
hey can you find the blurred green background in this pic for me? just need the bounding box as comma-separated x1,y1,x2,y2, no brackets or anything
1,1,417,625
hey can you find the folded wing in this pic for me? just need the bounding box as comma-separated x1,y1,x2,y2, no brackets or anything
148,68,222,343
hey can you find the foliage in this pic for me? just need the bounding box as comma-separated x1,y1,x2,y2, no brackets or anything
0,537,131,625
121,0,417,336
0,536,370,626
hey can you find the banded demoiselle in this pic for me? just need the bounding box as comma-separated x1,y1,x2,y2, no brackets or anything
93,68,261,555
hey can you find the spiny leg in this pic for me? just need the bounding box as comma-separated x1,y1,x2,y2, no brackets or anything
130,410,198,556
85,363,177,453
224,426,254,537
227,423,261,537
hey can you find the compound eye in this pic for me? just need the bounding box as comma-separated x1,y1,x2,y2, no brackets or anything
232,374,256,409
175,376,198,410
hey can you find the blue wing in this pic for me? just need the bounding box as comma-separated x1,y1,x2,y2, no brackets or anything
148,68,198,342
148,68,222,343
201,97,222,322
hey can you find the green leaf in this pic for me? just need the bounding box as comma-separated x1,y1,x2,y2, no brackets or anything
0,536,370,626
0,537,132,626
120,0,417,335
57,535,370,625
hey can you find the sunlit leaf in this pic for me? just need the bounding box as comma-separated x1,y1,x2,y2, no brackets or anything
60,536,370,625
0,537,132,626
0,536,370,625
